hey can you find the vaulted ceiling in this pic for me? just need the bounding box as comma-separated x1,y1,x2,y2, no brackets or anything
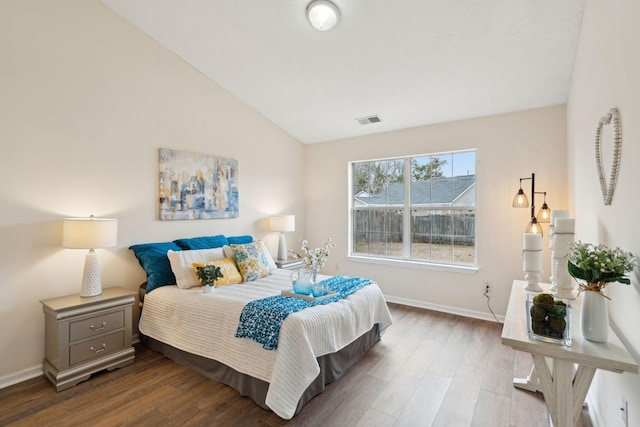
100,0,585,144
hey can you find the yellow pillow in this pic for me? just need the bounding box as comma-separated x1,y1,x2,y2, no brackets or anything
193,256,242,287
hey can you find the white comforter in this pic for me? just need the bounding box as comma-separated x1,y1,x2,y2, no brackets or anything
138,269,393,419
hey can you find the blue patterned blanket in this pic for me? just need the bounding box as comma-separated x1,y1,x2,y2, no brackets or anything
235,276,372,350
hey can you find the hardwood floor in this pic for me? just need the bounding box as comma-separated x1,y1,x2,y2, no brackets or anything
0,303,593,427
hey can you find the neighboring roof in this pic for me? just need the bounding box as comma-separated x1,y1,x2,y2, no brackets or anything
355,175,476,206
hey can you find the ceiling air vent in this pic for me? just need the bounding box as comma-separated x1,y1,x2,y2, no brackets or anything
356,115,382,125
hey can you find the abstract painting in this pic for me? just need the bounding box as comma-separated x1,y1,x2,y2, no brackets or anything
159,148,238,220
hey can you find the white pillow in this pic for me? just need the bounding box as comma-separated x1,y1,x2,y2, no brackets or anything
260,241,278,271
167,248,227,289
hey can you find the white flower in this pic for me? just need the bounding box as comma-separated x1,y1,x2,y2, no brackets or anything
289,238,336,272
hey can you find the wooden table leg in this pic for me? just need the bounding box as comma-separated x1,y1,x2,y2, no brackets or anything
530,354,597,427
553,359,574,427
572,365,596,423
513,364,541,392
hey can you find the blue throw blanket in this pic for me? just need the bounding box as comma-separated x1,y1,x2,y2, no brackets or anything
235,276,372,350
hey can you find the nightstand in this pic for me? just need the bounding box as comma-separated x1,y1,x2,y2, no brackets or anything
275,257,305,270
41,286,136,391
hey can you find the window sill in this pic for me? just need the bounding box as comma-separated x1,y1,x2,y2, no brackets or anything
347,255,479,274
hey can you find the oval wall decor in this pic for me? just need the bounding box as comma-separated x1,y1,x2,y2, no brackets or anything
594,108,622,206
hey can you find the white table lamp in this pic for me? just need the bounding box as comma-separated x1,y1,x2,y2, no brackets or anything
63,216,118,297
270,215,295,261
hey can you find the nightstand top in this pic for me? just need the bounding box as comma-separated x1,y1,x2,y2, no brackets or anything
41,286,136,313
275,257,305,269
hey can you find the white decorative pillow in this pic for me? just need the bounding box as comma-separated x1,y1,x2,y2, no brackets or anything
260,241,278,271
167,248,226,289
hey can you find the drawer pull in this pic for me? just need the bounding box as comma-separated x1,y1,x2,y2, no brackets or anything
90,322,107,332
90,343,107,354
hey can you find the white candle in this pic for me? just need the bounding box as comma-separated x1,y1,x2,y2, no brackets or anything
555,218,575,233
553,235,575,258
550,210,570,225
549,210,570,248
523,233,542,250
523,250,543,272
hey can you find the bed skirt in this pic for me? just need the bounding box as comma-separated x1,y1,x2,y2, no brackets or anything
141,323,381,417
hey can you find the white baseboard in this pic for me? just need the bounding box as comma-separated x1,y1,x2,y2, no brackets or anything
584,394,603,427
384,294,505,323
0,365,42,390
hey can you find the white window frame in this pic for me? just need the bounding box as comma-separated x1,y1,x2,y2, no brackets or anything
348,151,478,273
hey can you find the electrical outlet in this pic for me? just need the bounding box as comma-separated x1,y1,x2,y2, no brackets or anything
483,281,491,295
621,395,628,426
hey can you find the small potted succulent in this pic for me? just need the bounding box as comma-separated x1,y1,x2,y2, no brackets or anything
195,264,224,293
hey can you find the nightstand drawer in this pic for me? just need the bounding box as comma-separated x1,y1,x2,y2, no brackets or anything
70,310,124,342
69,330,125,365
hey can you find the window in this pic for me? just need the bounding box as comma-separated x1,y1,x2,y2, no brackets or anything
350,150,476,267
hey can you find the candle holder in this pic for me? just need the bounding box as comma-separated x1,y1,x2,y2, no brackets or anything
550,221,576,300
523,248,543,292
547,210,569,292
548,224,558,292
554,260,575,299
524,270,543,292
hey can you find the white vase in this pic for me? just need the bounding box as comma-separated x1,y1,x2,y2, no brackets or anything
203,285,214,294
580,290,609,342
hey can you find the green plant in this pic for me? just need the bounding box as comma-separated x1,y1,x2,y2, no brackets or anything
195,264,224,287
566,241,637,291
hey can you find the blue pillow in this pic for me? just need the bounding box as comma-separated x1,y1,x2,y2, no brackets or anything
130,241,182,293
227,235,253,245
174,235,229,250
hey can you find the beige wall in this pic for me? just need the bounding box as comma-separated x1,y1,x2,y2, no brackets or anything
304,106,568,319
567,0,640,425
4,2,608,413
0,0,304,382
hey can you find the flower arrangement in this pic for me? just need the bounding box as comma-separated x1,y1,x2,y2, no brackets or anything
566,241,638,293
289,238,336,272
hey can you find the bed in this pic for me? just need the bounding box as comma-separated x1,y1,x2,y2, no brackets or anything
131,236,393,419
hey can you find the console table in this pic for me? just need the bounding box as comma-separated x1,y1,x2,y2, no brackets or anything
501,280,637,427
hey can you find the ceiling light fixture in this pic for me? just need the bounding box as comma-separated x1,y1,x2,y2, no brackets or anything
307,0,340,31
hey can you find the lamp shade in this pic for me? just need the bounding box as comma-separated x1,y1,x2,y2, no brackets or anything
537,202,551,223
512,188,529,208
63,217,118,249
270,215,295,232
307,0,339,31
525,218,543,237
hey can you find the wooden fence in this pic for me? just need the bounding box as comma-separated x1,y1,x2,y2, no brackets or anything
353,210,475,246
